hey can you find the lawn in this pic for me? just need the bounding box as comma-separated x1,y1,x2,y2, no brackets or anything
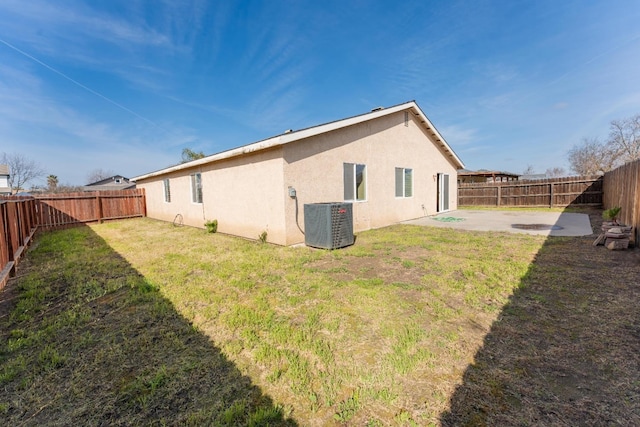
1,213,638,425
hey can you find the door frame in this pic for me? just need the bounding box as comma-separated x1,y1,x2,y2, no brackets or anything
437,173,450,212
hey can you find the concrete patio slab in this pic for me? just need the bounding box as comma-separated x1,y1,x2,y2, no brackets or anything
403,210,593,237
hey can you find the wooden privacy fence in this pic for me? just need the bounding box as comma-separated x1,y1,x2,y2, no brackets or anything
0,198,38,289
603,159,640,245
35,189,146,229
0,189,146,289
458,176,603,208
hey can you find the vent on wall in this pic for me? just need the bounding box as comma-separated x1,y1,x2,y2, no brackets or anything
304,203,354,249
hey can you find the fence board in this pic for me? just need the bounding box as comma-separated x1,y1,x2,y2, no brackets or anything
0,203,11,289
459,176,603,208
0,198,38,289
603,160,640,245
0,189,145,289
35,189,145,229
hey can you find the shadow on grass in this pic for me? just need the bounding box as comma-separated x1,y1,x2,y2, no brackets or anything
0,225,296,426
441,208,640,425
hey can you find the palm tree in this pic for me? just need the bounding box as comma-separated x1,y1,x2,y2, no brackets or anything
47,174,58,192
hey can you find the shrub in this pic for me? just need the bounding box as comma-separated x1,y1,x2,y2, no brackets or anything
205,220,218,233
602,207,621,224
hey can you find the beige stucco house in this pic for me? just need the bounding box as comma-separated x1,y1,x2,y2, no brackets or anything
132,101,465,246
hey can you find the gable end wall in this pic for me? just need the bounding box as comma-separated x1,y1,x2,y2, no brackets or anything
281,110,458,245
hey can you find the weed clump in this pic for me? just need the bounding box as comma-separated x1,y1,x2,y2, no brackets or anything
205,219,218,233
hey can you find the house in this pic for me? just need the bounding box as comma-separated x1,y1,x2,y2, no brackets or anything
0,165,11,195
458,169,520,184
132,101,465,246
84,175,136,191
519,173,548,181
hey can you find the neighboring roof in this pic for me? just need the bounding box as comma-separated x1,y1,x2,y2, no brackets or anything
84,175,134,191
82,183,136,191
132,101,465,181
458,169,520,178
0,164,9,175
519,173,548,181
86,175,130,186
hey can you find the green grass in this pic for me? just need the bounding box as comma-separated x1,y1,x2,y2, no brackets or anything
0,218,548,425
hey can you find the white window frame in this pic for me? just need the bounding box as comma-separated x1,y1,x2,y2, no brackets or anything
395,167,413,198
190,173,202,204
163,178,171,203
344,163,367,202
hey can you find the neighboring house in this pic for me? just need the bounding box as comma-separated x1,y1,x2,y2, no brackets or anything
519,173,548,181
84,175,136,191
132,101,465,246
458,169,520,183
0,164,11,195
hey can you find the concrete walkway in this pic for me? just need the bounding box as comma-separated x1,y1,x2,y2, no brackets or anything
403,210,593,237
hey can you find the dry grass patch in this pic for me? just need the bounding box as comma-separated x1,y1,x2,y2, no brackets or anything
88,219,544,425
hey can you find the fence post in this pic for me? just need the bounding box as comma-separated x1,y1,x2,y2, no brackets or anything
141,189,147,217
496,186,501,206
95,193,103,223
0,202,11,289
549,183,554,208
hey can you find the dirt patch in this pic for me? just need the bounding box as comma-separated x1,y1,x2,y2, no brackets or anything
307,247,430,285
0,277,20,321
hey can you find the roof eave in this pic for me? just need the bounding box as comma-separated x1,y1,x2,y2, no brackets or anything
132,100,465,181
408,103,465,170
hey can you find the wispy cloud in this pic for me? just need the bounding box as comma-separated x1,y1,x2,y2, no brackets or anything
0,0,172,50
438,125,479,146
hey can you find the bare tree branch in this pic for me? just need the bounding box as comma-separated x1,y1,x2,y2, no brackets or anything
545,167,566,178
567,137,620,175
86,168,114,184
522,165,536,175
608,114,640,162
1,152,45,192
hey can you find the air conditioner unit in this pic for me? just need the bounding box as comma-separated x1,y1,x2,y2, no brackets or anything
304,203,354,249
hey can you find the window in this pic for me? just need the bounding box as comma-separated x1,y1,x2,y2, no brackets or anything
190,173,202,203
163,178,171,203
344,163,366,201
395,167,413,197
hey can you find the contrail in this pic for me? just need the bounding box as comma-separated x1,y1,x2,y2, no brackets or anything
0,37,170,133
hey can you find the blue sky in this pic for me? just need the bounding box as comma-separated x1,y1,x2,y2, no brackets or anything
1,0,639,186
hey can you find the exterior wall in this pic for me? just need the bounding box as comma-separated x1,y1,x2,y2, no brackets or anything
137,148,288,244
0,175,9,195
282,111,458,245
137,109,460,247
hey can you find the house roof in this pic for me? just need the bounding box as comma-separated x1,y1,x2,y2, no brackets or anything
132,101,465,181
86,175,130,186
82,183,136,191
0,164,9,175
458,169,520,178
